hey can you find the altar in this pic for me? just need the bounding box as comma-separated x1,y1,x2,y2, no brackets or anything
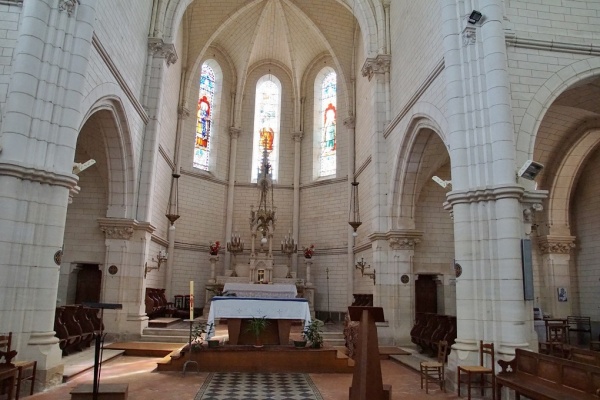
206,297,311,345
223,283,297,299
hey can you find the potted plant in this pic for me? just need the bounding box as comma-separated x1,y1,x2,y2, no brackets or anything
190,322,206,352
205,323,220,348
245,316,270,347
293,335,307,348
303,319,324,348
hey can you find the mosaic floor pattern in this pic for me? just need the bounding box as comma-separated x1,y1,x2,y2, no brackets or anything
194,372,324,400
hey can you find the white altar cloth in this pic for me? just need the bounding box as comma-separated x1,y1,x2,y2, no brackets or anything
206,297,311,338
223,283,297,299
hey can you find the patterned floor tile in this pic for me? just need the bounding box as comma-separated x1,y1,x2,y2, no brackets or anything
195,372,324,400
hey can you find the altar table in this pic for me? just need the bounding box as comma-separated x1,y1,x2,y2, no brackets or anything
223,283,297,299
206,297,311,344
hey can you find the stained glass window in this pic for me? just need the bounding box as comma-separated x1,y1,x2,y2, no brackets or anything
252,76,281,182
319,71,336,176
193,64,215,171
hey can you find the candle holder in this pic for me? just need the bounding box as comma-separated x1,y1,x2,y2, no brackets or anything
144,250,168,278
281,231,297,278
227,233,244,265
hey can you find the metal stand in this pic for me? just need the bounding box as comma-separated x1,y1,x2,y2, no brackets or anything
182,319,199,376
82,302,123,400
92,331,107,400
325,267,333,324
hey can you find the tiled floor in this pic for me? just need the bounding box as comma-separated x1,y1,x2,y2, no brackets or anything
26,355,461,400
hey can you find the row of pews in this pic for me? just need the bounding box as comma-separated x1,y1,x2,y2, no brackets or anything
54,305,103,355
410,312,456,356
145,288,174,319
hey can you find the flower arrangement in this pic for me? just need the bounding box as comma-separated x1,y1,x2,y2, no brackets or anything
303,244,315,259
209,241,221,255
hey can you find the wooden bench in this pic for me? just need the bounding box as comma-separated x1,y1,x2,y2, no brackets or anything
496,348,600,400
567,316,592,345
569,347,600,367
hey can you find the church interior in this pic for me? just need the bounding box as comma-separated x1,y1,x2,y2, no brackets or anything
1,0,600,398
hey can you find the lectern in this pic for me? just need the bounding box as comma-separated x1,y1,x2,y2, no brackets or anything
348,306,391,400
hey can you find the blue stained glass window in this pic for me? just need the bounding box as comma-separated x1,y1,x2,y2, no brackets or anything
193,64,215,170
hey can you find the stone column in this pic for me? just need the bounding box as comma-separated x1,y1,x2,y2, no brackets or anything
305,258,313,287
0,0,97,387
224,127,241,271
361,55,391,234
292,131,302,275
208,255,219,283
98,218,154,339
136,37,178,222
440,0,535,378
344,117,356,306
537,235,576,318
385,231,421,345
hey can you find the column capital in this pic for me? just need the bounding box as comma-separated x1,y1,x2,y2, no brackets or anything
229,127,241,139
343,117,355,129
178,106,190,118
59,0,80,17
386,230,423,250
361,54,391,81
292,131,303,142
98,218,155,240
148,38,178,66
537,235,576,255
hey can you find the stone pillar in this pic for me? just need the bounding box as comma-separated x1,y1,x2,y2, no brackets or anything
305,258,313,287
344,117,356,306
361,55,391,234
137,37,178,222
0,0,97,388
208,255,219,284
386,231,422,345
292,131,302,275
537,235,576,318
224,127,241,271
440,0,535,380
98,218,154,339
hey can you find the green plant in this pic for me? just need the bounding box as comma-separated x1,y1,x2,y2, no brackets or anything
190,322,206,351
303,319,324,348
245,316,270,346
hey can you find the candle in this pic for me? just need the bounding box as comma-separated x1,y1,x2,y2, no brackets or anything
189,281,194,320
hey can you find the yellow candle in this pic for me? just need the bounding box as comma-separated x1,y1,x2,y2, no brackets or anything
189,281,194,320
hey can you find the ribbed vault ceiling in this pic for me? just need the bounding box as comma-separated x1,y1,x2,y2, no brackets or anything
185,0,354,87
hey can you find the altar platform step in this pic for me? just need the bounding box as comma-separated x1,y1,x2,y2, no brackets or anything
62,346,125,382
156,344,354,374
321,331,345,347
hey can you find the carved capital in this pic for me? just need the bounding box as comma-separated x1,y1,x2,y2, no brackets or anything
148,38,178,66
59,0,80,16
343,117,355,130
538,235,576,255
361,54,391,81
97,218,155,240
229,127,241,139
385,230,423,250
462,26,476,46
178,106,190,118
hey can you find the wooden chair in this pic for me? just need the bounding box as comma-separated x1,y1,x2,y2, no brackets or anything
420,340,448,393
457,341,495,400
0,333,37,399
0,365,19,400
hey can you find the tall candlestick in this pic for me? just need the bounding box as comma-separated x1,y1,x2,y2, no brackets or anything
189,280,194,320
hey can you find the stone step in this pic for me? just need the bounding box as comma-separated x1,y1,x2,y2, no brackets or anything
140,334,188,343
143,327,189,336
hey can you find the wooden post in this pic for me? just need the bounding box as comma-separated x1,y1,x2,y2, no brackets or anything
348,306,391,400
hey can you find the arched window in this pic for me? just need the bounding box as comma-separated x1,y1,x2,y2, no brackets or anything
251,75,281,182
314,68,337,178
193,63,216,171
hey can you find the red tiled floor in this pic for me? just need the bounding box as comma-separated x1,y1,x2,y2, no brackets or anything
27,356,460,400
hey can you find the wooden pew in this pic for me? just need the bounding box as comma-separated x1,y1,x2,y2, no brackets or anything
496,348,600,400
569,347,600,367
